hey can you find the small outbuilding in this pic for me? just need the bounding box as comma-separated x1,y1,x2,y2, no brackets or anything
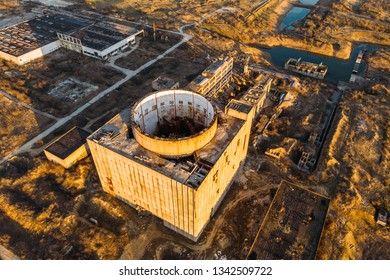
376,211,388,226
44,126,90,168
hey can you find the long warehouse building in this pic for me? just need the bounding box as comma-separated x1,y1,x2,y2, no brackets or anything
0,12,143,65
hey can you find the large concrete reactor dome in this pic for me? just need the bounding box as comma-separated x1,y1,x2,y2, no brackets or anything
131,89,218,157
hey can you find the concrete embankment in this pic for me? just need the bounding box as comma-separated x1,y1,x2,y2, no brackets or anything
258,36,352,59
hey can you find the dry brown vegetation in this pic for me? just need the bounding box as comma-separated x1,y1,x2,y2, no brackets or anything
115,32,182,70
0,50,124,117
315,86,390,259
0,0,20,10
0,157,139,259
0,95,54,158
0,154,276,260
77,0,226,26
311,51,390,259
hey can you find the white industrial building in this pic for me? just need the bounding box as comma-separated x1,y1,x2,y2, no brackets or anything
57,22,143,60
0,13,143,65
0,14,89,65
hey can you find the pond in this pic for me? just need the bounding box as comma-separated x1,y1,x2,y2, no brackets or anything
261,44,381,83
299,0,319,5
280,7,311,30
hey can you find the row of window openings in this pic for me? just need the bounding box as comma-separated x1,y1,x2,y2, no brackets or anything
157,101,197,107
144,105,207,115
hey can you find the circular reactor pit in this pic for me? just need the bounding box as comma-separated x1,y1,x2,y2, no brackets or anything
131,90,218,157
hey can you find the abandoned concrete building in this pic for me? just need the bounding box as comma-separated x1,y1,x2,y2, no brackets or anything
226,73,272,121
58,21,143,60
152,76,180,91
0,12,143,65
44,126,91,169
88,89,256,241
248,181,330,260
186,57,233,97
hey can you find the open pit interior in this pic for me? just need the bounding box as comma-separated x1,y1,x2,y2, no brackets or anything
132,90,216,139
130,90,218,158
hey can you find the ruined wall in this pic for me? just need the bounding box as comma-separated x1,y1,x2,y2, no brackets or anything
44,143,89,169
18,41,60,65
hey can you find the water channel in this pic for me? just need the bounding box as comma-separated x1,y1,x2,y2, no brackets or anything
299,0,319,5
279,7,310,30
264,0,383,83
279,0,319,30
261,44,380,83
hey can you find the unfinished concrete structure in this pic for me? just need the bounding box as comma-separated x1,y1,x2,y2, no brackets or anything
248,181,330,260
44,126,90,169
186,57,233,97
0,12,143,65
88,89,254,241
284,57,328,79
225,73,272,122
240,75,272,115
152,76,180,91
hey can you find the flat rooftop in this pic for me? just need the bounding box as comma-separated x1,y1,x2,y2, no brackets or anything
88,106,244,189
186,58,233,92
203,59,225,76
71,22,140,51
45,126,90,160
188,75,209,86
0,14,91,56
227,100,253,114
152,76,177,89
248,181,330,260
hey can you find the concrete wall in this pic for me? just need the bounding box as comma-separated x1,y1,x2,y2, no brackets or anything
88,118,251,241
58,33,83,54
193,117,252,239
131,90,219,157
88,116,252,241
133,119,218,158
18,41,60,65
225,107,250,121
87,139,197,238
82,30,143,59
44,143,89,169
133,90,216,134
0,50,20,65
